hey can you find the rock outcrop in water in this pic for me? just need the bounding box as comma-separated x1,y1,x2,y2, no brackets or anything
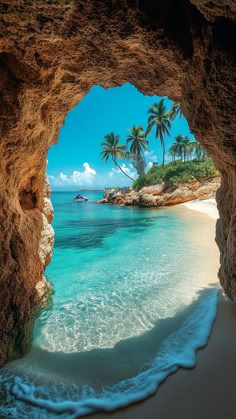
98,178,220,207
0,1,235,366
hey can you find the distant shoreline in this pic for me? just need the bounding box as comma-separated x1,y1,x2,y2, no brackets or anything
51,189,105,192
77,189,104,192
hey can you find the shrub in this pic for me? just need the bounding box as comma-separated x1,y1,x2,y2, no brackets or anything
132,175,146,190
133,158,219,190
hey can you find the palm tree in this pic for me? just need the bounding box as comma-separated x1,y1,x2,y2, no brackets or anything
131,154,147,176
168,144,178,163
182,136,191,162
188,140,208,160
146,99,171,166
171,134,185,161
126,125,150,156
100,132,135,181
169,101,183,121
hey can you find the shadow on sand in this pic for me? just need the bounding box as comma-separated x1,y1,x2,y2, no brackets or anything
3,284,219,391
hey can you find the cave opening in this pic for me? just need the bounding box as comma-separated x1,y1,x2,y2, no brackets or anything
0,1,235,416
30,83,220,369
1,83,221,417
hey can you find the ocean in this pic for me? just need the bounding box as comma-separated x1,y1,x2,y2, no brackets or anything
0,191,219,418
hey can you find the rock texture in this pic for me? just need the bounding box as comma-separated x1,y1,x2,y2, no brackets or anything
98,178,220,207
0,1,235,366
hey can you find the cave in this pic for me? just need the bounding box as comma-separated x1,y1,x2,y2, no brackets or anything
0,0,235,387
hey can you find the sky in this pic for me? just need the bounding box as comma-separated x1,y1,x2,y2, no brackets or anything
47,83,195,190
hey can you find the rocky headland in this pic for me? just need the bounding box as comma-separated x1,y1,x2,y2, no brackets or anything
98,178,220,208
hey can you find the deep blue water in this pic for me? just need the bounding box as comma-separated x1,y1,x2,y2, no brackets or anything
1,191,218,418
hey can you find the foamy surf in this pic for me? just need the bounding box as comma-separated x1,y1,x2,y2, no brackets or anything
0,289,218,418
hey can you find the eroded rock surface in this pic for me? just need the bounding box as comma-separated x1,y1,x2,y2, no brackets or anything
98,178,220,207
0,1,235,365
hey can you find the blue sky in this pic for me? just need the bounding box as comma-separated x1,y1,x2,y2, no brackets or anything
47,83,195,190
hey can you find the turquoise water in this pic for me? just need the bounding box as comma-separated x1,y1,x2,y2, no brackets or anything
34,192,214,353
0,192,218,417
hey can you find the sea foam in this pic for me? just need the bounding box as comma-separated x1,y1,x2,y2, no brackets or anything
1,289,218,418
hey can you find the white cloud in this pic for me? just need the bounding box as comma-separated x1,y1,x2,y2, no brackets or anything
70,162,96,185
48,162,138,190
144,149,158,163
108,164,137,182
59,172,70,183
48,163,96,187
147,161,153,170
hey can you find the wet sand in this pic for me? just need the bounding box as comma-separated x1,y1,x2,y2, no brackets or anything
91,204,236,419
92,292,236,419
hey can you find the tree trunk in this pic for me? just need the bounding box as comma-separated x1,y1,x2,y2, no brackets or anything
162,136,165,166
112,157,135,181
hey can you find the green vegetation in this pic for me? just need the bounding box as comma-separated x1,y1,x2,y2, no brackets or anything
99,99,215,185
169,101,183,121
131,154,147,176
100,132,135,181
126,125,149,155
146,99,171,166
169,134,208,163
133,158,219,190
126,125,149,176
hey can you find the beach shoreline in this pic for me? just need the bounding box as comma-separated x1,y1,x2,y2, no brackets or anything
180,198,218,220
92,291,236,419
3,200,232,419
91,201,236,419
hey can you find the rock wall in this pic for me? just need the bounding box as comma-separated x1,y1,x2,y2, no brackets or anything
98,178,221,207
0,1,235,366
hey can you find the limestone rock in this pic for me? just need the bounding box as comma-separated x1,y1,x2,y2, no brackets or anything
0,0,235,366
38,213,54,268
43,175,54,224
35,275,52,306
100,178,221,208
140,184,165,195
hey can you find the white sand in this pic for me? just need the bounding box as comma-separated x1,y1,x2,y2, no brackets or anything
180,198,218,220
94,293,236,419
93,206,232,419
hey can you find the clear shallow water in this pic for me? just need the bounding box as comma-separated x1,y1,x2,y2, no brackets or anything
34,192,214,353
0,192,218,417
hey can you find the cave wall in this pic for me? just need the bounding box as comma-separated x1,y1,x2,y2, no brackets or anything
0,0,235,366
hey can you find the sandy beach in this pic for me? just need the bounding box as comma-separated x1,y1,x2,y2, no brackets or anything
90,200,236,419
91,292,236,419
180,198,219,220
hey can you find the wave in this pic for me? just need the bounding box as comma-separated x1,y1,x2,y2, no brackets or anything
1,289,218,418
